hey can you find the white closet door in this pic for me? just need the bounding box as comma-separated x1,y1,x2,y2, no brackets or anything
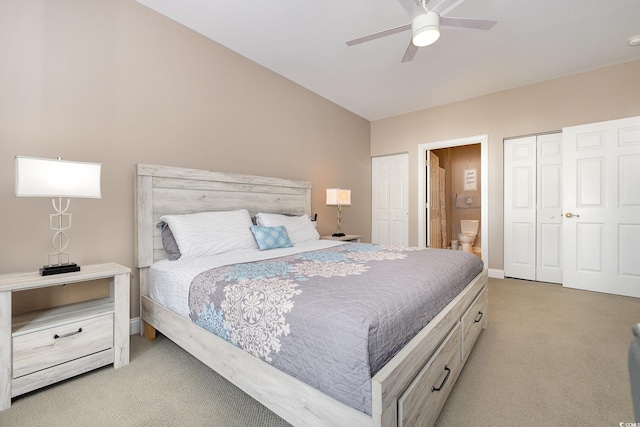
536,133,563,283
562,116,640,297
372,157,391,245
504,134,563,283
504,136,537,280
372,154,409,246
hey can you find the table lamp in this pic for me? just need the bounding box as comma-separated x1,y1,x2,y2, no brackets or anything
15,156,102,275
326,188,351,237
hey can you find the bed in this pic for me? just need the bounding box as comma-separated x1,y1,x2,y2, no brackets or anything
135,163,488,427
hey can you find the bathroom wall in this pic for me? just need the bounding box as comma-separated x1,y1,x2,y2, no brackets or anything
433,144,481,250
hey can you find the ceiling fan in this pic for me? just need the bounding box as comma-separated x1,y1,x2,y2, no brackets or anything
346,0,497,63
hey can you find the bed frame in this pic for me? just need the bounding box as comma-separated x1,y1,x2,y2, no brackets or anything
135,163,488,427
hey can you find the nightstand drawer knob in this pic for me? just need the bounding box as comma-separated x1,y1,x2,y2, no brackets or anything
54,328,83,339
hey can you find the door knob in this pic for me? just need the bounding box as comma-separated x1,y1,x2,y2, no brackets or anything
565,212,580,218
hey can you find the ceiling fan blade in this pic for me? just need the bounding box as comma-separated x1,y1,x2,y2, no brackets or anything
440,17,497,31
397,0,423,17
401,41,418,63
430,0,465,16
346,23,411,46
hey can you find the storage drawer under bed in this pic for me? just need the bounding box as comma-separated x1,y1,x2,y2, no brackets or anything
461,286,487,361
397,322,462,427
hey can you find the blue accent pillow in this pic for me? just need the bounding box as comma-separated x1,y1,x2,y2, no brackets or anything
250,225,294,251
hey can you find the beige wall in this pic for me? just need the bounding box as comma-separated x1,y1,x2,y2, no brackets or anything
0,0,371,317
372,59,640,271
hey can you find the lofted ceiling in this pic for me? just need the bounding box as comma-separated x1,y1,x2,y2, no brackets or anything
136,0,640,121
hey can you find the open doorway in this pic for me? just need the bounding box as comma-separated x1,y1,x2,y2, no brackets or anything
418,135,488,267
430,144,482,256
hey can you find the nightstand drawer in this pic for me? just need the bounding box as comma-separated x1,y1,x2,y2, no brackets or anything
13,314,113,379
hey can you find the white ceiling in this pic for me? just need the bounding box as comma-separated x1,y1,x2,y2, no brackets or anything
136,0,640,121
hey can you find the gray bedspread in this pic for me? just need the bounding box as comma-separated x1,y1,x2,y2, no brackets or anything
188,243,483,415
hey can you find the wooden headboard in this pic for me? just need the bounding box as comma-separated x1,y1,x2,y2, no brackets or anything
135,164,312,268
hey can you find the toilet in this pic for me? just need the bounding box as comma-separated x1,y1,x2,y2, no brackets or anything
458,220,479,253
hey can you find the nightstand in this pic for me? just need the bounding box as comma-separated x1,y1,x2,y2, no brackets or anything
0,263,130,410
320,234,361,243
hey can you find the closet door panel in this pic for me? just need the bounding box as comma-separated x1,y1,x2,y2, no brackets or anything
372,159,390,245
372,154,409,246
536,133,563,283
504,136,536,280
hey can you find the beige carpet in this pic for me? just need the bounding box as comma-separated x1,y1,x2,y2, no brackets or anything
437,278,639,426
0,329,291,426
1,278,638,426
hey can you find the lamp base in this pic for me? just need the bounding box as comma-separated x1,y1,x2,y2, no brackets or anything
40,263,81,276
331,232,346,237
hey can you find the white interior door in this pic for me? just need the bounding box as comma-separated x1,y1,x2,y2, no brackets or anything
504,136,537,280
504,133,563,283
562,116,640,297
536,133,563,283
372,157,390,245
372,154,409,246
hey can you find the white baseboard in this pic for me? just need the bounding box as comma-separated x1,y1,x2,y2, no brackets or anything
129,317,141,336
488,269,505,279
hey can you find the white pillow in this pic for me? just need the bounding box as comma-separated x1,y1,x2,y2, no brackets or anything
255,213,320,244
160,209,257,258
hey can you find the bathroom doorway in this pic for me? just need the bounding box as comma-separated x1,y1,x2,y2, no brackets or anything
418,135,488,266
430,144,482,256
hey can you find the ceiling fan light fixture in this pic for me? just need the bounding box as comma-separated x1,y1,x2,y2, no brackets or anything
412,12,440,47
628,35,640,47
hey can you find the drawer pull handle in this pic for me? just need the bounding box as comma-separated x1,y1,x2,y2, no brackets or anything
432,365,451,392
474,311,484,323
54,328,83,339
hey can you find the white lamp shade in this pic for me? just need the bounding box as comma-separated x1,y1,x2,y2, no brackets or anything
15,156,102,198
412,12,440,47
326,188,351,206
